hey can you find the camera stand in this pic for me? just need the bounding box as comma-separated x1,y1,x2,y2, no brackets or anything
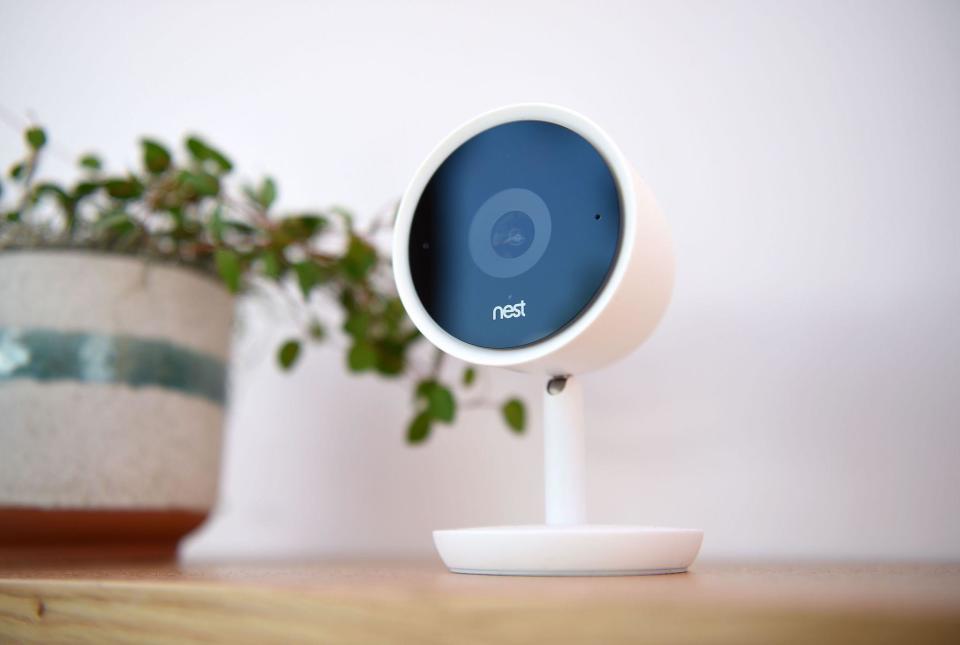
433,375,703,576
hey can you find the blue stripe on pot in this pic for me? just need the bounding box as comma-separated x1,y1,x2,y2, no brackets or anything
0,328,226,405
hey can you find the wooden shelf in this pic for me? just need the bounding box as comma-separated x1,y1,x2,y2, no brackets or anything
2,560,959,643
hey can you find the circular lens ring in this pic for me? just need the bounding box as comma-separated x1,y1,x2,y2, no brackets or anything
467,187,552,278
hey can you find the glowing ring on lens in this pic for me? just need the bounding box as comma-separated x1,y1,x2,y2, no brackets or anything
468,188,552,278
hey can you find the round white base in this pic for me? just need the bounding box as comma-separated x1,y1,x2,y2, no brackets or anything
433,525,704,576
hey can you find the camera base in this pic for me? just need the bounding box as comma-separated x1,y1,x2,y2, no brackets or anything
433,525,703,576
432,376,703,576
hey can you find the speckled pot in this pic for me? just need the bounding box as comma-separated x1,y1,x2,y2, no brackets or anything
0,250,233,559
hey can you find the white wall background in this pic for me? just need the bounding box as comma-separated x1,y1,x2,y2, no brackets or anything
2,0,958,561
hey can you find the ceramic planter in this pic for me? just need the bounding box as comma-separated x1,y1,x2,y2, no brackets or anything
0,250,232,559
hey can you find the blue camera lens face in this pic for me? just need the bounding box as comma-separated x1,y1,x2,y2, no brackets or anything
409,120,621,349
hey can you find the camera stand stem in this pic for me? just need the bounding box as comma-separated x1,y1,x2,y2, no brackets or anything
544,376,586,525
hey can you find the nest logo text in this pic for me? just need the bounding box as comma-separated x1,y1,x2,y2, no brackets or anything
492,300,527,321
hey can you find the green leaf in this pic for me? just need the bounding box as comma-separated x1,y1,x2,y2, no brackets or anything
428,383,456,423
215,248,242,293
260,177,277,209
32,183,72,211
373,340,405,376
277,339,301,370
383,297,405,330
207,149,233,173
8,162,25,181
309,320,326,341
414,379,456,423
186,136,207,160
204,144,232,173
94,212,136,237
462,367,476,387
415,380,433,400
338,288,356,311
293,260,330,298
501,399,526,434
73,181,99,199
167,207,186,230
141,139,171,174
343,310,370,339
260,249,283,279
25,127,46,151
278,214,326,240
297,213,327,233
406,411,432,444
4,210,20,222
178,170,219,197
103,178,144,200
244,177,277,209
209,204,225,243
347,340,377,372
340,235,377,281
32,182,68,200
185,136,233,173
79,154,102,171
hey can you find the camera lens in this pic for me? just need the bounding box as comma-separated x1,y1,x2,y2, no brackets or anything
491,211,535,259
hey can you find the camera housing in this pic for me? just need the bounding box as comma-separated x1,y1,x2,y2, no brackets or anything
393,104,674,376
393,104,702,576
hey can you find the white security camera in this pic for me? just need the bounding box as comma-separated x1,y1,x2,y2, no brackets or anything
393,104,702,575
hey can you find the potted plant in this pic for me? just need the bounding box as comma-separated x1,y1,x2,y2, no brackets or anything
0,126,525,558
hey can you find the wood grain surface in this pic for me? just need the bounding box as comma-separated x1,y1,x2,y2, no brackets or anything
1,560,958,644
